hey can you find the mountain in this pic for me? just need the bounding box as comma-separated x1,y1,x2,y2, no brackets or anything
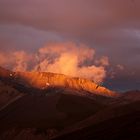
0,67,116,97
52,95,140,138
52,107,140,140
0,66,139,140
0,67,24,110
0,81,23,110
121,90,140,101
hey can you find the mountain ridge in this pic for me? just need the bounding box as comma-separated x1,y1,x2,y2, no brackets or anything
0,66,116,97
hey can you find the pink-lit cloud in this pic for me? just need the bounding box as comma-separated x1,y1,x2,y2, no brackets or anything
0,42,109,83
34,42,108,83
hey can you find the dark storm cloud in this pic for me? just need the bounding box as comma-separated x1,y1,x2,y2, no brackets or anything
0,24,64,52
0,0,140,33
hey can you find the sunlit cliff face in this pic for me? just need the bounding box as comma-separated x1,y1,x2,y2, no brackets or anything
18,71,115,96
0,66,116,97
0,42,109,84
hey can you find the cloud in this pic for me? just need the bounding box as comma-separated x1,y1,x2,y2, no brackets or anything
12,51,30,71
0,42,109,83
34,42,108,83
38,42,95,64
0,0,140,35
0,24,64,52
78,66,106,83
0,50,33,71
116,64,124,71
95,56,109,66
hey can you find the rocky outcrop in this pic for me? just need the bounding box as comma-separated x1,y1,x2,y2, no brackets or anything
0,67,116,97
15,71,116,97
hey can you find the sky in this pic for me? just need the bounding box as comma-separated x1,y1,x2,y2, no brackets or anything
0,0,140,91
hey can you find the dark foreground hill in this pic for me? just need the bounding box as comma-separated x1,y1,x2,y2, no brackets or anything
52,110,140,140
0,67,139,140
52,101,140,140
